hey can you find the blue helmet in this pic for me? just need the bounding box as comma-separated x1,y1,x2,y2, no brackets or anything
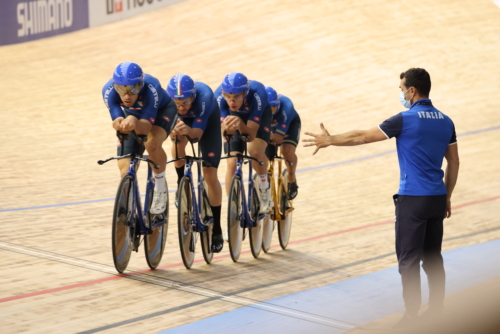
265,86,280,110
221,72,249,95
113,62,144,86
166,74,196,100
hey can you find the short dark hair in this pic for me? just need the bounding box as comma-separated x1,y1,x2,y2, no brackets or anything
400,68,431,97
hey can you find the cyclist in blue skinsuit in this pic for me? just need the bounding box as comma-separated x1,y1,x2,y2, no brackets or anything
265,86,301,199
166,74,224,253
102,62,177,214
214,72,273,214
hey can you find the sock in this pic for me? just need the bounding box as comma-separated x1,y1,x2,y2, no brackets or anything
211,205,222,235
175,166,185,185
153,171,166,192
259,174,269,189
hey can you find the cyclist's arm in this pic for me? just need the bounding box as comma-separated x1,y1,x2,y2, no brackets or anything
271,132,284,145
172,125,203,141
239,120,259,141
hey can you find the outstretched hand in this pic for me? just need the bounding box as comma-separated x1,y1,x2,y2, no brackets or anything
302,123,332,155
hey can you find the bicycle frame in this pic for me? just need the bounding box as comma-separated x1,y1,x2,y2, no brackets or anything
268,145,294,221
223,133,265,228
169,137,213,233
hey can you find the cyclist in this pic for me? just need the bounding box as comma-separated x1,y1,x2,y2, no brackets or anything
166,74,224,253
214,72,272,213
265,86,301,199
102,62,176,214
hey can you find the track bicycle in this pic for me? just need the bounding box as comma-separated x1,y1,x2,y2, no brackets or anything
223,132,267,261
168,135,213,269
261,142,294,252
98,130,169,273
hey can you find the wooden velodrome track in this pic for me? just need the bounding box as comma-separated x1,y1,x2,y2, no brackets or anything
1,0,500,332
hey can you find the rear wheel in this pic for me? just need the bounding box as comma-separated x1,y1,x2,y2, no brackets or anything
144,179,169,269
261,171,275,253
112,175,135,273
178,177,195,269
261,215,273,253
249,177,263,258
200,188,214,264
278,169,293,249
227,175,243,262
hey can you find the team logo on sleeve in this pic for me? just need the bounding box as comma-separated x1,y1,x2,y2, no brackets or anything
254,116,260,122
264,127,270,132
281,124,286,128
150,117,155,123
138,101,144,107
196,118,202,123
208,152,215,157
163,116,171,122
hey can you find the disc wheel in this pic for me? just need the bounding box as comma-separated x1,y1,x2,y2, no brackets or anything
144,179,169,269
178,177,195,269
261,171,275,253
227,175,243,262
261,214,273,253
200,189,214,264
249,176,263,258
278,169,293,249
112,175,135,273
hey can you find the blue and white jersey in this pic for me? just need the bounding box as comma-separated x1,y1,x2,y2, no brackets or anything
176,82,218,132
214,80,269,125
271,94,299,137
379,99,457,196
102,74,171,124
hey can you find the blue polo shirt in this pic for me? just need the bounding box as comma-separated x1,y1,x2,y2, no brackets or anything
379,99,457,196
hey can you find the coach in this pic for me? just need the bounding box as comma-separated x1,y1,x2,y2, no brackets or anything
303,68,460,327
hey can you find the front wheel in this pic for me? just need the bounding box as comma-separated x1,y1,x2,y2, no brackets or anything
249,179,263,258
112,175,135,273
144,179,169,269
200,188,214,264
178,177,195,269
278,169,293,249
227,175,243,262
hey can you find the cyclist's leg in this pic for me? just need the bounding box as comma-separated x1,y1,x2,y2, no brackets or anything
117,131,143,177
281,116,300,199
224,132,243,195
248,106,272,212
281,143,297,181
146,100,176,214
171,135,189,185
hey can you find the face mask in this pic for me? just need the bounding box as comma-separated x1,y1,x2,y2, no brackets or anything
399,88,412,109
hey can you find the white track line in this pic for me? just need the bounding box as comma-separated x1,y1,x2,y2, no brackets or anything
1,242,355,329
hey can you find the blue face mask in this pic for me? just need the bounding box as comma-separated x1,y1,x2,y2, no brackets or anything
399,88,413,109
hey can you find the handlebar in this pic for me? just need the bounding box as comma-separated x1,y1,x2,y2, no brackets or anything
97,130,160,169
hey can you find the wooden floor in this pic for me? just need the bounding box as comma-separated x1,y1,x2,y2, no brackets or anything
1,0,500,332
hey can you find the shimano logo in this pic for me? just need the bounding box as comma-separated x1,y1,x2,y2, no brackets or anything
148,84,159,108
17,0,74,37
254,93,262,110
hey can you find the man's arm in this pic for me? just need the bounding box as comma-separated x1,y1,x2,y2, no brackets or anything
444,143,460,218
303,123,388,155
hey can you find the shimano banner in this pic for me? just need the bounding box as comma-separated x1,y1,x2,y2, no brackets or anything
0,0,89,46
